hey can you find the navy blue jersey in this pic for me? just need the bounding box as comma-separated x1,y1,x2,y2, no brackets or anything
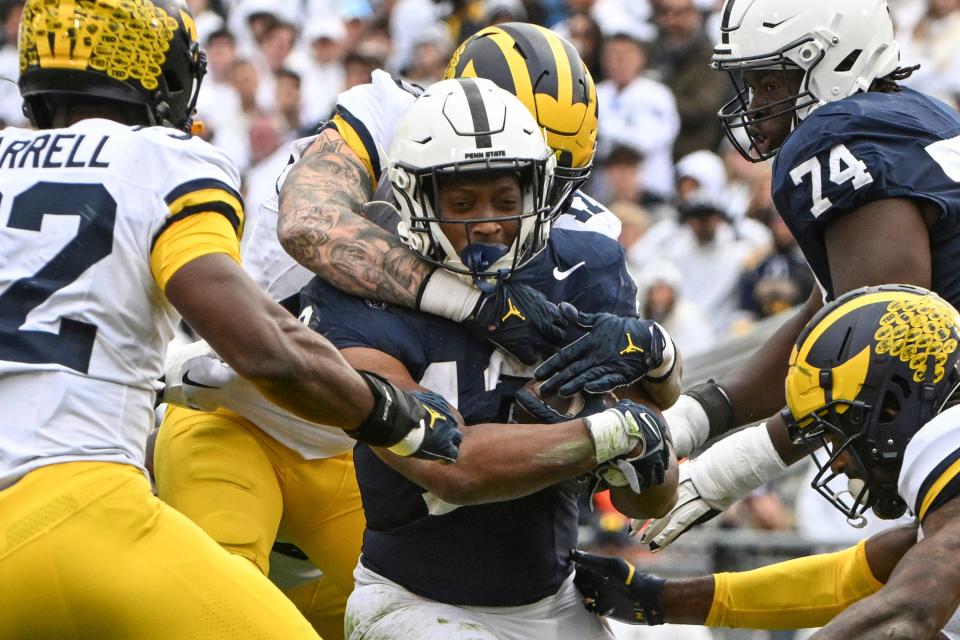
301,229,637,606
772,88,960,305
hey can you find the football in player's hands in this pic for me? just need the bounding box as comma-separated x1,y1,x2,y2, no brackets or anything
512,379,617,424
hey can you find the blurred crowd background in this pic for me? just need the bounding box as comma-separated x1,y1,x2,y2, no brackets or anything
1,0,958,637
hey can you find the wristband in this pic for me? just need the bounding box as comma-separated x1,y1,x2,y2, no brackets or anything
691,423,789,509
387,424,426,456
646,331,676,382
416,268,482,322
584,409,640,464
349,371,419,447
633,573,668,626
686,380,734,441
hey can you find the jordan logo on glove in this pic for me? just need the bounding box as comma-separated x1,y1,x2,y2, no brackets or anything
619,332,645,356
423,405,447,430
501,298,527,322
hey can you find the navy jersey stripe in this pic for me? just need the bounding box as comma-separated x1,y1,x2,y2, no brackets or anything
164,178,242,207
336,105,383,180
915,446,960,517
151,201,242,250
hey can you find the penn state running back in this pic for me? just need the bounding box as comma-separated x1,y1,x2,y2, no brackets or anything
300,78,677,640
156,24,635,639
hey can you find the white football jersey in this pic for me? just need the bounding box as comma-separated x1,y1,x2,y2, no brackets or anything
0,118,242,489
899,403,960,524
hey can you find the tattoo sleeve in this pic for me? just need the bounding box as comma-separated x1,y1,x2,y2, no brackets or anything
277,128,433,308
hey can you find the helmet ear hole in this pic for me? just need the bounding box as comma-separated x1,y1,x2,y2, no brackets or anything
878,390,901,423
164,68,184,93
834,49,863,73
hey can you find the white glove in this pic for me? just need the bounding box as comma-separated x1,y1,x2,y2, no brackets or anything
634,422,789,550
160,340,236,411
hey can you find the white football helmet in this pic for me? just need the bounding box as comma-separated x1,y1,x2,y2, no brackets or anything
712,0,901,160
387,77,555,281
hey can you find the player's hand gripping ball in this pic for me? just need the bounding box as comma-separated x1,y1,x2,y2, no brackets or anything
512,379,618,424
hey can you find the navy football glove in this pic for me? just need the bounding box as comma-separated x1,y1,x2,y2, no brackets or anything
572,550,667,626
405,390,464,463
536,303,670,396
351,372,462,463
599,404,670,492
464,281,568,365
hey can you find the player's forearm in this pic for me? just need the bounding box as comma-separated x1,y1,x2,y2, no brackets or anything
168,254,374,427
659,577,715,625
276,129,432,308
719,290,821,428
638,349,682,409
380,419,598,504
241,310,375,428
809,592,938,639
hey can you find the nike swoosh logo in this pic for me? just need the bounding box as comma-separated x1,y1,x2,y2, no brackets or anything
553,262,586,281
182,371,219,389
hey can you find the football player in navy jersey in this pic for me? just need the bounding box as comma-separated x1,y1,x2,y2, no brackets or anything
610,0,960,551
300,78,679,640
160,23,682,639
267,23,670,373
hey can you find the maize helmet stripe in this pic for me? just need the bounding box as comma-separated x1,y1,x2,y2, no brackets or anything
445,22,597,200
460,78,493,148
454,33,530,105
497,23,591,110
497,23,559,99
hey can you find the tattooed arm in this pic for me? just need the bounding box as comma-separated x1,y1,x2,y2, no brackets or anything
276,127,433,307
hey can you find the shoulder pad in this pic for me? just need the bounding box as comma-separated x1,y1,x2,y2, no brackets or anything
137,126,242,193
550,227,625,273
556,191,622,240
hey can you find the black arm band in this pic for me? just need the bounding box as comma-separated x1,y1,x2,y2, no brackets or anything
349,370,422,447
686,379,734,440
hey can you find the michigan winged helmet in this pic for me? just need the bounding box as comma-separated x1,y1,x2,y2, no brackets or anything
445,22,597,212
18,0,206,132
783,285,960,522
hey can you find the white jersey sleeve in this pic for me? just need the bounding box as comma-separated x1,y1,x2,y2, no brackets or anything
241,70,421,302
899,404,960,522
332,69,422,183
0,119,243,488
241,135,319,304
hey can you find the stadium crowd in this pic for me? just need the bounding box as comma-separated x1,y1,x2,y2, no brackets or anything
3,0,960,638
